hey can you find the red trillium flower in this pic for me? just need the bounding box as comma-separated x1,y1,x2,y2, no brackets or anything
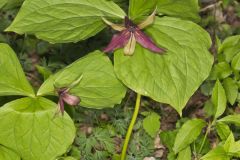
55,75,83,115
103,9,166,56
56,87,80,115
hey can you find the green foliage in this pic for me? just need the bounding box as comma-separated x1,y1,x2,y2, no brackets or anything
38,51,126,109
129,0,156,20
0,97,76,160
201,146,230,160
222,78,238,105
142,112,160,138
0,0,24,10
177,146,191,160
114,17,213,115
216,122,231,141
173,119,206,154
6,0,126,43
212,80,227,119
218,114,240,126
0,43,35,97
0,145,20,160
77,128,115,160
157,0,200,22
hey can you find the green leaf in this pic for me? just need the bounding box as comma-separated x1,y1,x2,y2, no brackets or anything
114,17,213,115
0,97,75,160
231,52,240,70
177,146,191,160
218,114,240,126
222,78,238,105
216,122,231,141
173,119,206,154
143,112,160,138
224,132,240,158
38,51,126,109
129,0,157,20
212,80,227,119
6,0,126,43
0,43,35,97
201,146,230,160
0,145,20,160
36,65,52,81
0,0,24,10
160,130,178,151
208,62,232,80
157,0,200,22
219,35,240,62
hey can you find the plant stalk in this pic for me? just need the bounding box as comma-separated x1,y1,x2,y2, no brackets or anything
121,93,141,160
198,122,211,155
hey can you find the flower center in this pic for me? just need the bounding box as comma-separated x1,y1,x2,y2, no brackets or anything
128,26,136,33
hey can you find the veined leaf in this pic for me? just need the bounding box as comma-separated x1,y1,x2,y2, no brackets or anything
219,35,240,62
157,0,200,22
224,133,240,158
173,119,206,153
212,80,227,119
0,145,20,160
142,112,160,138
216,122,231,141
208,62,232,80
114,17,213,115
0,97,75,160
0,43,35,97
231,52,240,70
38,51,126,109
222,78,238,105
6,0,126,43
218,114,240,126
129,0,157,20
201,146,230,160
177,146,191,160
0,0,24,10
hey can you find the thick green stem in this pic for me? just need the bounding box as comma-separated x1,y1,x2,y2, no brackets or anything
121,93,141,160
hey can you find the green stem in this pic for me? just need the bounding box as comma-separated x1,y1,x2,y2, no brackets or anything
121,93,141,160
198,123,211,155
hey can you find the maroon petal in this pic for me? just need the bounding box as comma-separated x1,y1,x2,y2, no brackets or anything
134,29,166,54
58,97,65,115
62,93,80,106
103,30,131,53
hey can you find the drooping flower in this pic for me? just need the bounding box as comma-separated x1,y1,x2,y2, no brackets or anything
55,75,83,115
103,9,166,56
56,87,80,115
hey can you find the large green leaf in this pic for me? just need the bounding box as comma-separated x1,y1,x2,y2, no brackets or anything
0,43,35,97
0,97,75,160
129,0,157,20
157,0,200,22
114,17,213,115
201,146,230,160
212,80,227,119
6,0,126,43
38,51,126,109
0,0,24,10
0,145,20,160
218,114,240,126
173,119,206,154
